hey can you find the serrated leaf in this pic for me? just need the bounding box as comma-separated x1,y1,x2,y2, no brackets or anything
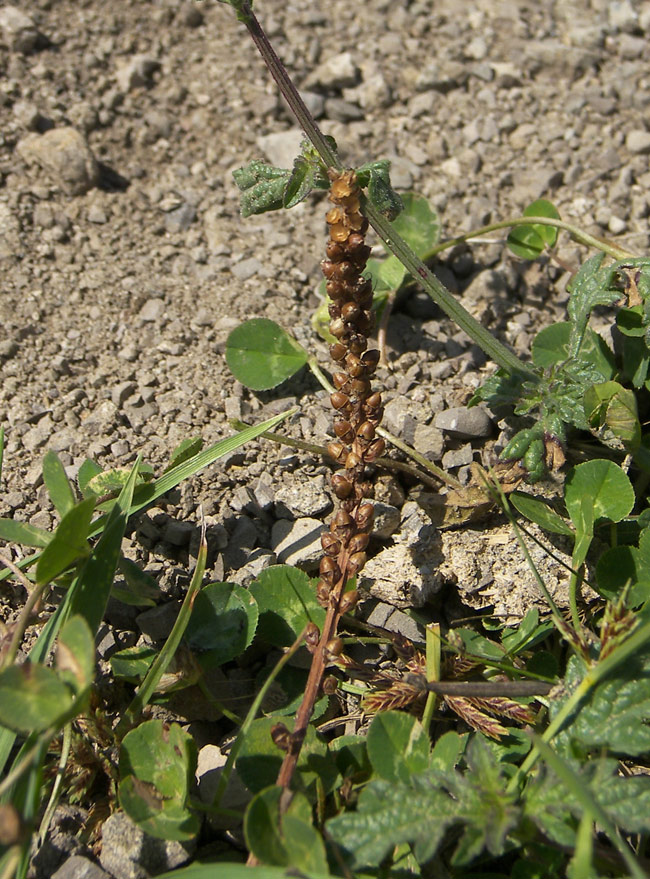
165,437,204,472
326,777,460,868
35,496,95,586
249,565,325,647
184,582,258,668
119,719,199,841
42,450,76,516
0,518,51,548
366,711,430,783
510,491,573,536
226,319,308,390
233,161,290,217
567,253,621,359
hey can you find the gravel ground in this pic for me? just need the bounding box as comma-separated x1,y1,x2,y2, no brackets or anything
1,0,649,875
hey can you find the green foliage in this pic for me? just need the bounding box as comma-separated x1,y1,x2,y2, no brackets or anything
226,318,309,390
506,199,560,259
184,582,258,668
249,565,325,647
119,719,199,840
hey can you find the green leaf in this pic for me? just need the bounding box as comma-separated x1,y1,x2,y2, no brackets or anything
233,161,290,217
119,719,199,841
507,200,560,259
86,465,153,497
326,777,460,868
77,458,103,496
56,615,94,696
110,645,158,681
510,491,573,536
584,381,641,447
366,711,430,783
0,663,75,733
355,159,403,221
42,450,76,516
217,0,254,24
112,556,160,606
564,460,634,534
35,496,95,586
249,565,325,647
0,518,51,548
69,459,139,634
531,322,571,368
244,786,328,873
184,582,258,668
501,607,553,655
158,865,334,879
164,437,204,472
595,545,638,599
567,253,621,359
283,157,315,210
236,715,336,796
429,731,466,772
559,653,650,756
226,319,309,390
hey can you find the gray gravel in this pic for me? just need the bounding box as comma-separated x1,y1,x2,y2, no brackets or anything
1,0,649,874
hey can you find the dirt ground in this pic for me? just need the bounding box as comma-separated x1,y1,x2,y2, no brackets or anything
1,0,649,874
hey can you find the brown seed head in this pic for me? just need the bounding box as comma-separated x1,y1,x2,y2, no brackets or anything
347,551,367,575
331,474,353,499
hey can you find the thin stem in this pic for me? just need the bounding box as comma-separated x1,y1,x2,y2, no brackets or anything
1,576,49,671
37,724,71,847
421,623,441,732
425,216,637,262
237,2,533,379
376,425,462,489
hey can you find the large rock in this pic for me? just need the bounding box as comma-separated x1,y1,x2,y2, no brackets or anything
0,6,41,54
99,811,195,879
17,127,99,195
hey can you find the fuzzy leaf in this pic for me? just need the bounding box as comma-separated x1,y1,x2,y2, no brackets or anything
0,518,51,548
366,711,430,783
567,253,621,359
233,161,290,217
226,319,308,390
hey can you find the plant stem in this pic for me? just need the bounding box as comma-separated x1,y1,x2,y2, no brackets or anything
421,623,441,732
236,2,533,380
425,216,638,262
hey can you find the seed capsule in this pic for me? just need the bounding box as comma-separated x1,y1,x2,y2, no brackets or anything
365,438,386,461
329,318,346,339
271,723,291,751
326,240,345,261
365,392,382,411
347,551,367,575
319,556,341,584
331,474,353,499
334,420,355,442
361,349,380,371
330,391,350,410
327,280,346,300
321,259,336,279
331,509,355,539
354,481,373,500
305,621,321,652
339,590,359,614
327,441,346,463
356,421,375,441
326,206,346,226
345,451,362,470
347,231,365,250
345,353,365,377
326,637,344,657
341,301,361,322
321,532,341,557
322,675,339,695
350,378,371,397
316,579,331,606
356,503,374,529
333,372,349,390
348,335,368,354
330,342,347,361
356,310,373,334
328,302,341,319
335,261,357,282
349,532,370,553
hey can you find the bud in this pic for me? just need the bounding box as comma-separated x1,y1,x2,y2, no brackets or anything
316,579,331,606
327,280,345,299
348,333,368,354
361,349,380,371
365,391,382,411
345,353,364,377
305,621,320,651
326,240,345,261
335,261,357,282
333,372,349,390
321,259,336,279
350,378,371,397
347,232,365,250
326,637,344,657
356,503,374,529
